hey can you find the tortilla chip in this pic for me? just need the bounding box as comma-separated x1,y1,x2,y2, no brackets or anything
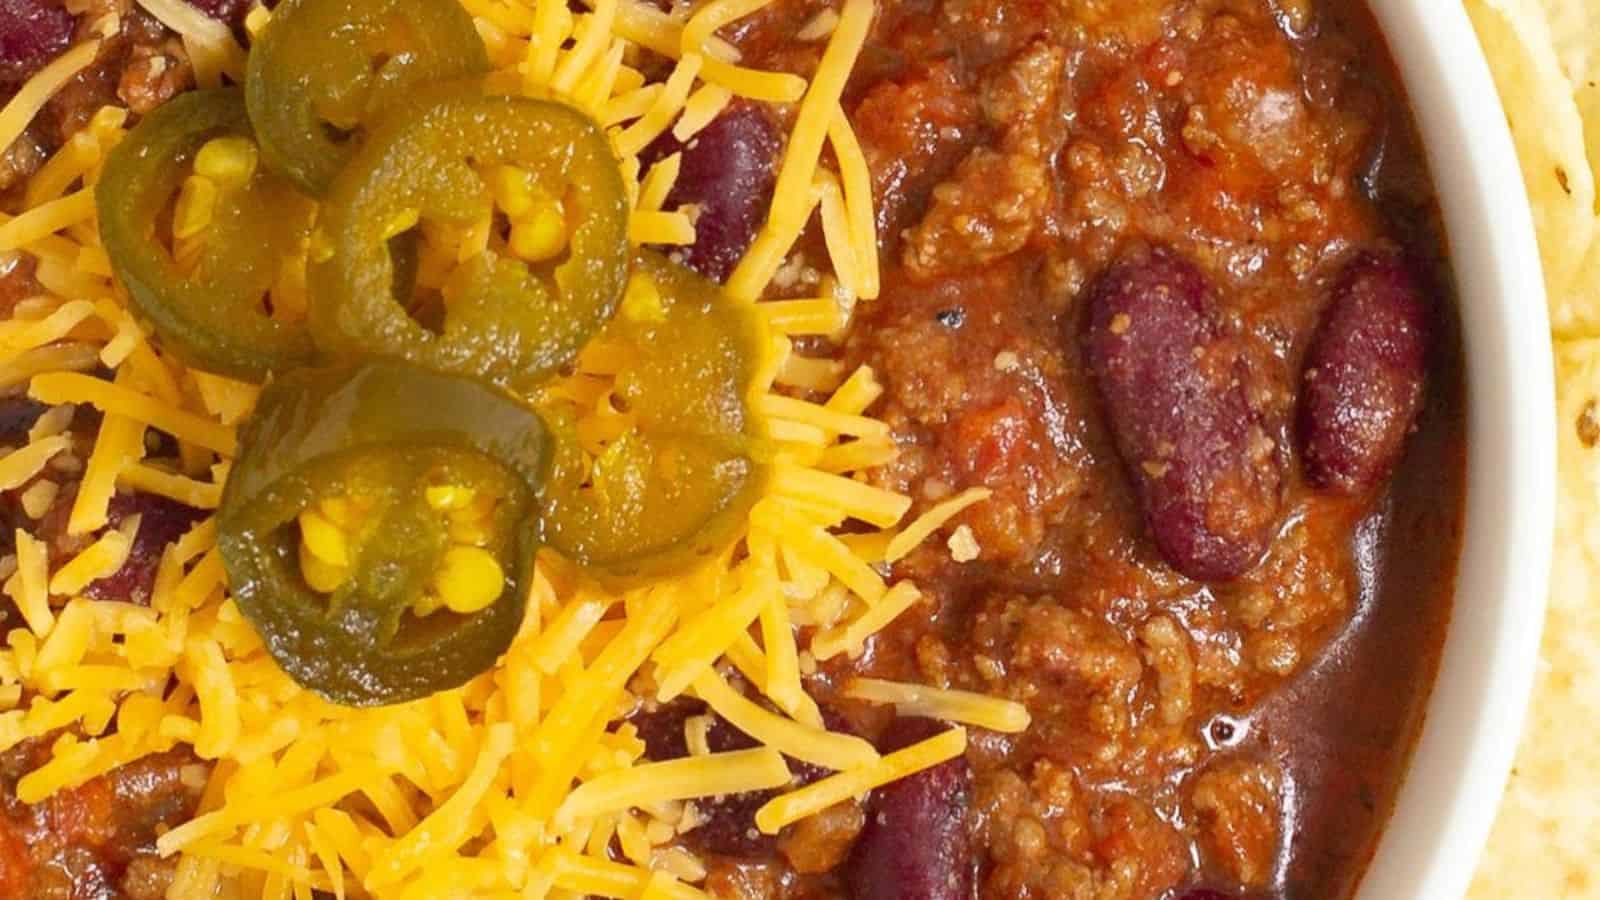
1536,0,1600,193
1468,340,1600,900
1467,1,1600,894
1467,0,1598,337
1539,0,1600,343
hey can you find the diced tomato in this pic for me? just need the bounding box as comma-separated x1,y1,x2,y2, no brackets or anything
51,776,118,848
0,817,31,896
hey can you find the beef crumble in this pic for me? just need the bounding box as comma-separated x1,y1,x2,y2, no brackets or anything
0,0,197,197
0,740,206,900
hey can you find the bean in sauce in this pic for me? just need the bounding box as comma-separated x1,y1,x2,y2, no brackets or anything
641,102,783,283
1298,253,1432,495
845,718,973,900
1083,245,1283,581
0,0,73,88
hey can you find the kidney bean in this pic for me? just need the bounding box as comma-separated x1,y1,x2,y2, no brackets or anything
687,787,778,857
1176,891,1236,900
846,717,973,900
627,695,834,858
627,698,771,855
0,396,105,449
83,493,206,605
629,697,709,761
629,697,760,759
185,0,252,26
0,0,74,87
1082,246,1282,581
0,396,46,444
641,101,781,283
1298,254,1431,494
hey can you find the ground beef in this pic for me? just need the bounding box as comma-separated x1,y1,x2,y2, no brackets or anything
0,253,42,318
850,59,983,244
0,131,50,198
0,2,194,196
0,741,208,900
1190,758,1283,888
779,802,864,874
58,3,193,132
902,41,1067,279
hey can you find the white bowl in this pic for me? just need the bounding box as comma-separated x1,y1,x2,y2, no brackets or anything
1355,3,1556,899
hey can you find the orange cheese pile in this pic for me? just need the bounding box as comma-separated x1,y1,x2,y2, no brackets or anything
0,1,1031,897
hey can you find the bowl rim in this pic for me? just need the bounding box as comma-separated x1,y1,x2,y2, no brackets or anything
1354,3,1556,899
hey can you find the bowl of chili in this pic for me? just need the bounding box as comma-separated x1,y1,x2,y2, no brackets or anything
0,0,1562,895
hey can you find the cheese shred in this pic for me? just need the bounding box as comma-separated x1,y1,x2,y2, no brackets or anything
843,677,1031,733
0,41,102,161
754,726,968,834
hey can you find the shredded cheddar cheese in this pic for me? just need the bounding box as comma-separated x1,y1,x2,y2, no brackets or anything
0,434,72,490
0,1,1031,896
754,726,968,833
843,677,1031,733
692,667,878,769
555,746,791,827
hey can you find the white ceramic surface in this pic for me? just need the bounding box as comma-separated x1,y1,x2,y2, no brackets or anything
1354,3,1556,899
